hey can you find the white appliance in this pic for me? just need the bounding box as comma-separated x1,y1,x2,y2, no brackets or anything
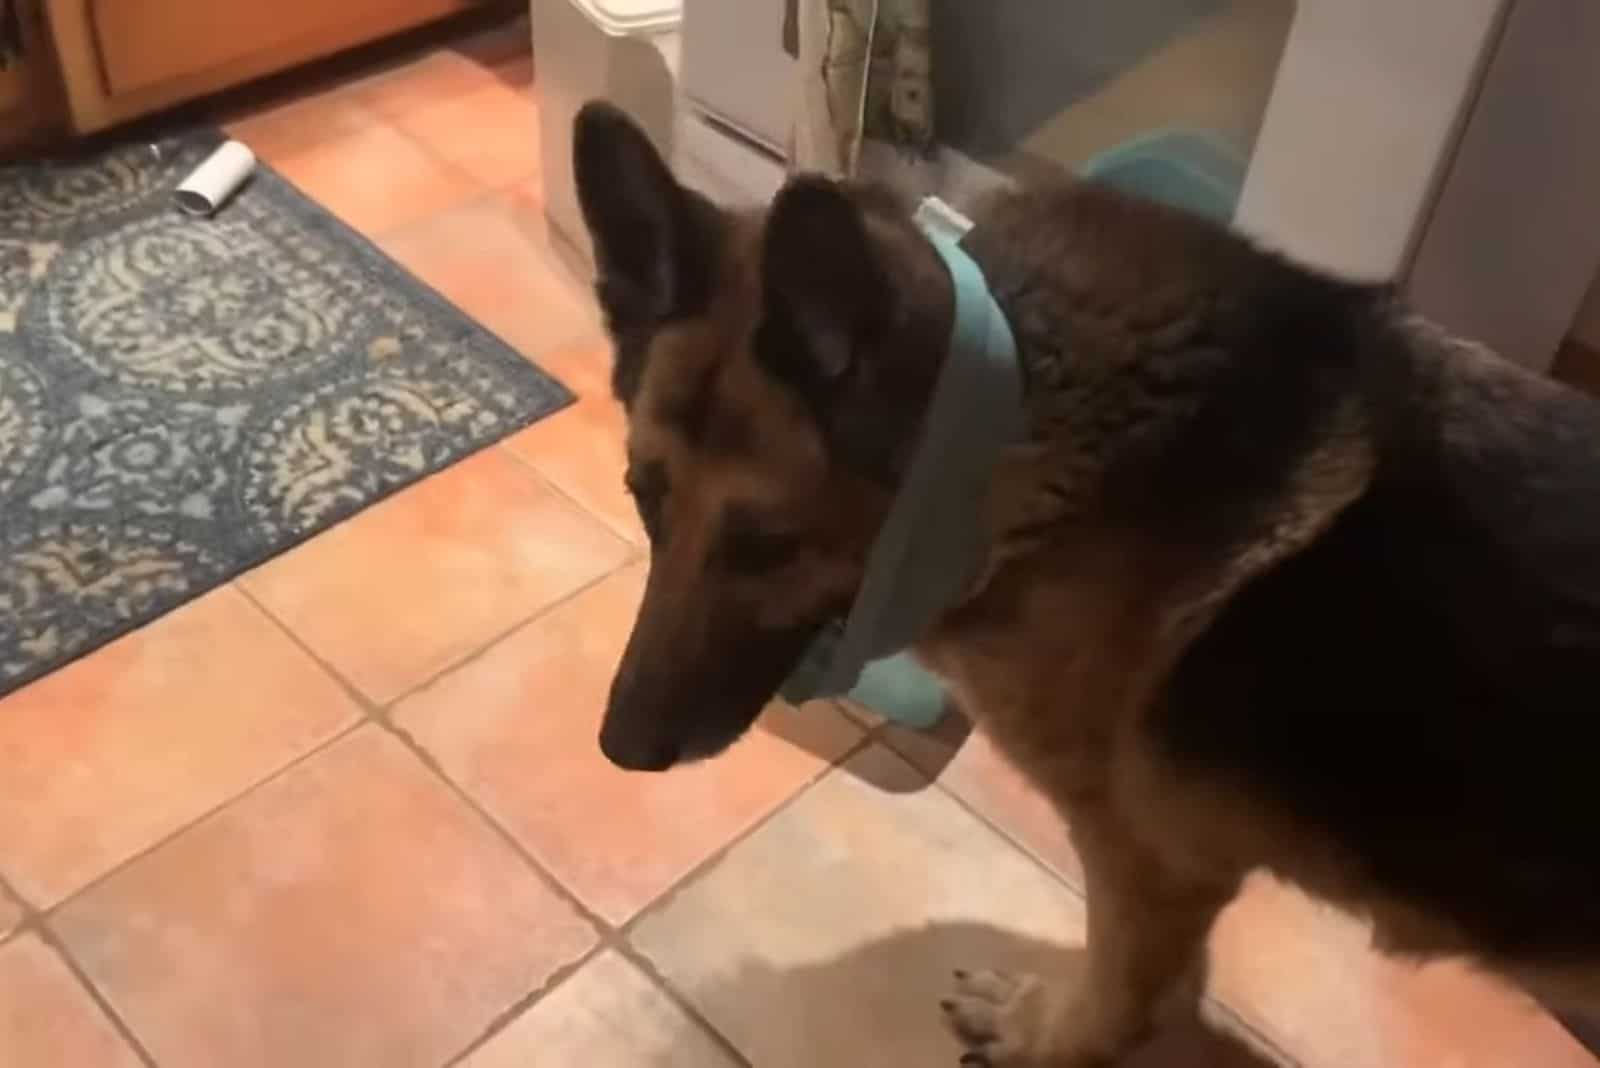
532,0,683,270
676,0,1600,370
673,0,791,205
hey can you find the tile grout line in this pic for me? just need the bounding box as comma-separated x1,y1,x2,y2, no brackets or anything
618,731,878,946
259,42,507,206
231,485,635,724
14,559,1128,1061
5,604,1283,1068
238,552,689,1062
587,735,885,1068
0,868,41,951
436,941,609,1068
226,63,477,190
374,646,877,1066
416,720,876,1067
598,730,892,1067
382,704,757,1068
869,732,1070,887
229,584,389,721
357,169,605,357
0,867,30,916
361,67,537,198
365,179,503,245
229,576,656,1065
252,71,752,1057
339,59,572,247
231,561,747,1066
488,423,638,543
22,641,1284,1068
11,567,1286,1068
867,722,1099,905
40,720,369,922
603,941,757,1068
31,921,164,1068
495,440,645,549
372,549,641,713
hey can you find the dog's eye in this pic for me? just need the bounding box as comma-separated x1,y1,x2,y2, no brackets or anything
717,507,801,574
721,528,801,574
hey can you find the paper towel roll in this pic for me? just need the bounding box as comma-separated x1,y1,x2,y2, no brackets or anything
174,141,256,217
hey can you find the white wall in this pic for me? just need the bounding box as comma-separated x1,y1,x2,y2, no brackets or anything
1405,0,1600,369
1235,0,1508,281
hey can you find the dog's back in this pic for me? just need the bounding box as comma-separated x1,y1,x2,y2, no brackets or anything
1157,325,1600,966
956,178,1600,984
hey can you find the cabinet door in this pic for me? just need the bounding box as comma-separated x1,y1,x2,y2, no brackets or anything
0,0,63,154
92,0,468,96
0,65,25,119
46,0,480,132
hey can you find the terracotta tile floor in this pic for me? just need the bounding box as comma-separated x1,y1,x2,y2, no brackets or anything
1,18,1594,1067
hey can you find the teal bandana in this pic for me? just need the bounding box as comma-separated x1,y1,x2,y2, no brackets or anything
780,198,1024,728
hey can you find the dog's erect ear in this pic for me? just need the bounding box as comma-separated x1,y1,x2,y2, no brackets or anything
573,102,718,331
758,177,892,392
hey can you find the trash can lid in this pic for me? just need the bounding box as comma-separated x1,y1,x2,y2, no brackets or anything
571,0,681,35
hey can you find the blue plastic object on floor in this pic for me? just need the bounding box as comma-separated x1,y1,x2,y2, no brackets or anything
850,652,950,729
781,197,1021,734
1080,127,1247,223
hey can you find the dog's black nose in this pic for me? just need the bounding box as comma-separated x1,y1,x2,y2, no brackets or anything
598,726,679,772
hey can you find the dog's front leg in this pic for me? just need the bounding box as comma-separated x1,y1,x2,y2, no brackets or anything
944,800,1230,1067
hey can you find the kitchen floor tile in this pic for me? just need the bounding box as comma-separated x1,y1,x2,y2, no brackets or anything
0,587,360,906
460,950,740,1068
1210,875,1598,1068
502,339,640,543
393,83,543,190
0,887,21,942
378,195,598,360
631,745,1278,1066
269,118,478,236
349,49,505,119
395,563,861,924
629,744,1085,1066
52,728,595,1068
240,448,630,705
0,934,144,1068
886,719,1085,890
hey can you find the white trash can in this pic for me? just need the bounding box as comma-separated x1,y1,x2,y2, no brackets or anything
531,0,681,273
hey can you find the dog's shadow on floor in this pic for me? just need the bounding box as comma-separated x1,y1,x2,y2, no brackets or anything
759,699,974,788
683,920,1285,1067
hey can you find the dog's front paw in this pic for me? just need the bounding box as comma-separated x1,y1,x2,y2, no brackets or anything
941,969,1108,1068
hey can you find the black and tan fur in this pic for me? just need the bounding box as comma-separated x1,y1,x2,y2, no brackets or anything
573,102,1600,1066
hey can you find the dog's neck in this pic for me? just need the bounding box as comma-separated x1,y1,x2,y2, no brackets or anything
894,184,1385,662
779,200,1027,708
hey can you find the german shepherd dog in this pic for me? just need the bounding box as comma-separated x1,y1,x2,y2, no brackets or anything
572,102,1600,1066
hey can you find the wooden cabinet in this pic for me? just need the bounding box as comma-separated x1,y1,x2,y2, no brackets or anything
0,63,27,123
45,0,487,133
0,0,65,154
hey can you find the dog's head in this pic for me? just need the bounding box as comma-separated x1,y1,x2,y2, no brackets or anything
574,103,954,771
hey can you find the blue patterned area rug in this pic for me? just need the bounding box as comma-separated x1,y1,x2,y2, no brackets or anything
0,133,572,696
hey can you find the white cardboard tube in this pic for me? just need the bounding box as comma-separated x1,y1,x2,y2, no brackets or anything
174,140,256,217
